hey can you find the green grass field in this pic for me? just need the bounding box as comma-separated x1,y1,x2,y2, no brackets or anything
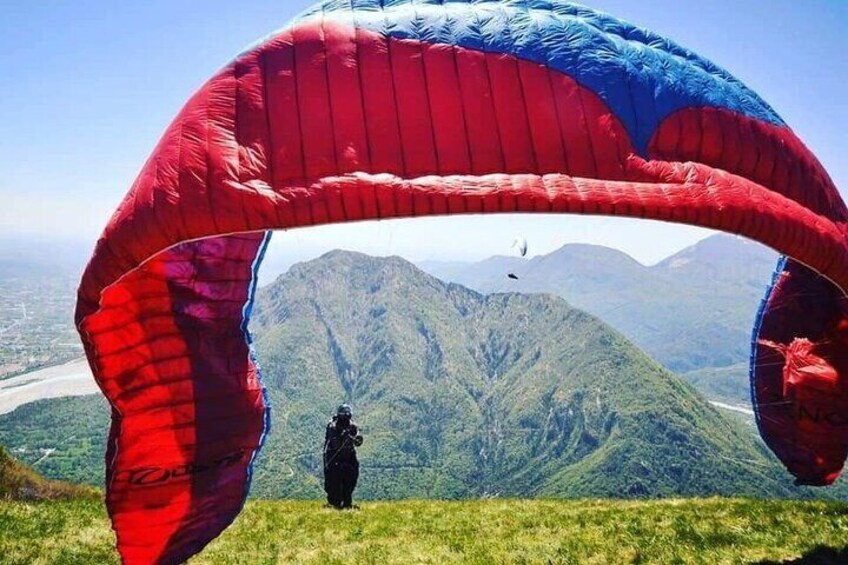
2,498,847,564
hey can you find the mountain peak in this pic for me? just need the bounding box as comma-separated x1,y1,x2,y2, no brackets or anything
282,249,425,283
316,248,406,266
544,242,643,265
657,234,775,271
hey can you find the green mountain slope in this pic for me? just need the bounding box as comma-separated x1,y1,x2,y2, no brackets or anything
0,445,96,500
247,251,805,499
0,395,110,486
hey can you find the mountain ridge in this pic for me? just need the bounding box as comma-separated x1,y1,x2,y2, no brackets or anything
419,234,778,374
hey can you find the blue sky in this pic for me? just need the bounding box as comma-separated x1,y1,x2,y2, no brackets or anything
0,1,845,268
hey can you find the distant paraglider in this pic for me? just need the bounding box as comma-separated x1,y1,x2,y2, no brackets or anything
512,237,529,258
74,1,848,563
507,237,528,280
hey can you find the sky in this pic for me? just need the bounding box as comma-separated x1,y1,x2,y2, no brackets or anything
0,0,845,270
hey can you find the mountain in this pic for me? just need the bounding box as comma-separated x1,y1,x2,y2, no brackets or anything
247,251,805,499
656,233,774,284
419,234,778,375
1,250,834,499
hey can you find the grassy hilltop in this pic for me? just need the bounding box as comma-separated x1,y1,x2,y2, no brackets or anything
2,498,848,564
4,442,847,564
3,245,848,563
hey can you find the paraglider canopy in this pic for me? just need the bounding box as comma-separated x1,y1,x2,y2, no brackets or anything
75,1,848,563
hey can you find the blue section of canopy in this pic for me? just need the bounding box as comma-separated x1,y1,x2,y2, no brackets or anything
257,0,786,155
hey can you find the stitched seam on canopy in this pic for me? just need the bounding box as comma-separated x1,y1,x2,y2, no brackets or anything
413,2,443,176
448,41,475,176
319,9,349,223
258,51,283,229
383,12,409,178
470,8,507,172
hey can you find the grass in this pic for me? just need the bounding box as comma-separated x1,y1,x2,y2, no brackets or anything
2,498,848,564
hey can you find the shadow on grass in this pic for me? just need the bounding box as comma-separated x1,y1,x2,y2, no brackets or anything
756,546,848,565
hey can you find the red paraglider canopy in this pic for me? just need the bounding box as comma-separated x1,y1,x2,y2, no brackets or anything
75,1,848,563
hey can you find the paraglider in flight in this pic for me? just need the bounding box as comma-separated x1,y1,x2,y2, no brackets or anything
512,237,529,258
74,1,848,563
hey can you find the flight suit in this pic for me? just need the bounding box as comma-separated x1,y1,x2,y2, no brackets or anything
323,417,363,508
